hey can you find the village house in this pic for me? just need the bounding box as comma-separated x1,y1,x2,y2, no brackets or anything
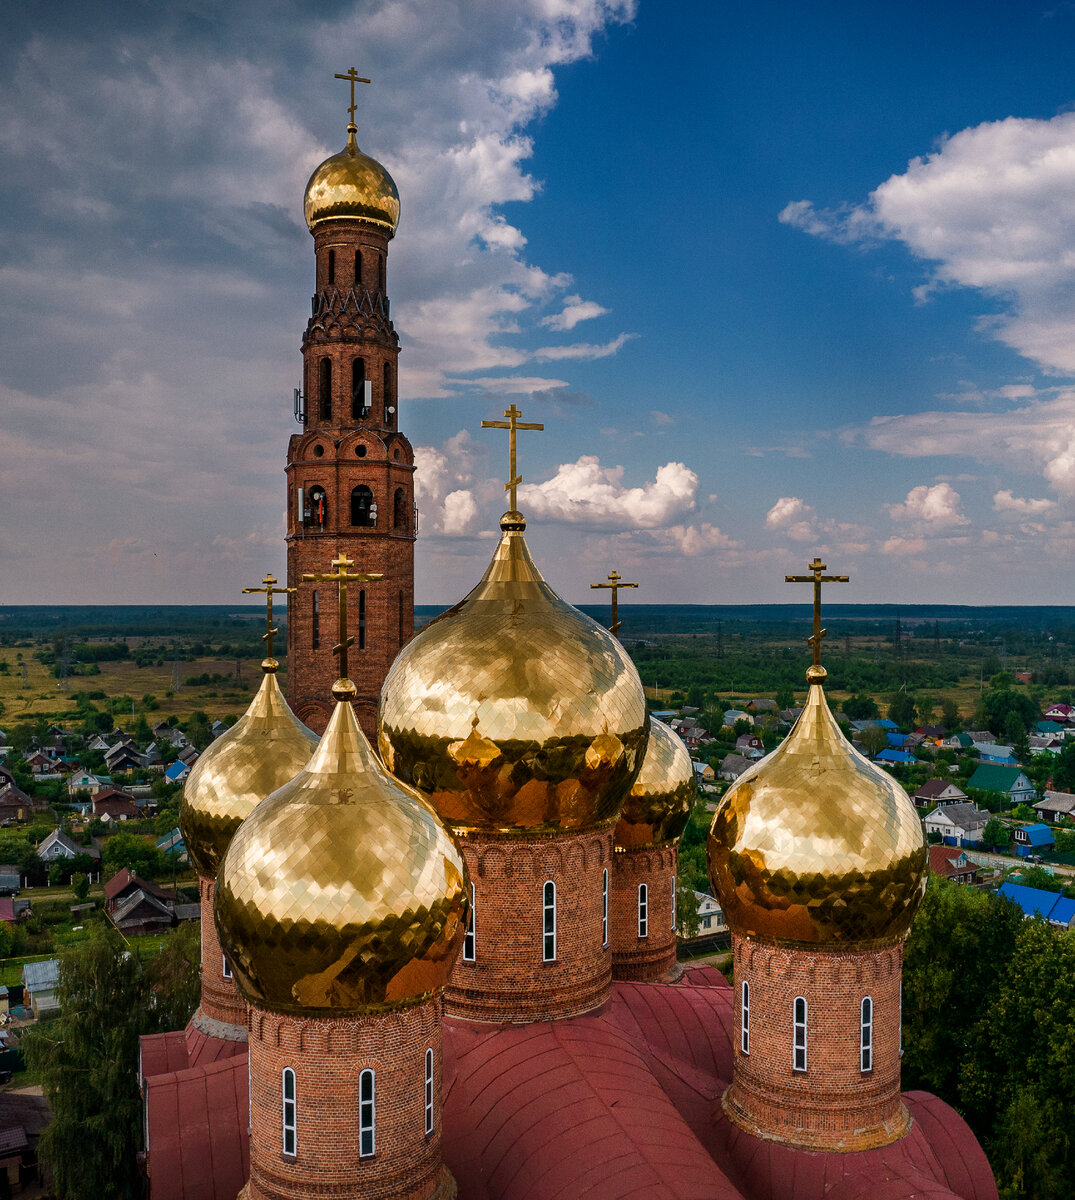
719,752,752,782
928,844,981,885
1011,824,1054,858
913,779,969,808
923,801,990,847
734,733,765,759
0,784,34,825
36,828,101,863
104,741,146,774
680,890,727,938
998,882,1075,928
104,868,176,936
966,763,1036,804
66,769,103,797
1044,702,1074,723
971,741,1017,765
22,959,60,1020
91,787,139,821
723,709,752,727
1034,790,1075,824
691,762,715,785
0,866,20,895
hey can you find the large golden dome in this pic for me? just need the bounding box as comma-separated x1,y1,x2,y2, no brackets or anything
707,668,927,947
615,718,695,850
378,514,649,836
215,687,467,1016
180,666,317,879
303,126,400,234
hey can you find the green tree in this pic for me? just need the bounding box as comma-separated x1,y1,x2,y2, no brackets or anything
859,724,889,759
888,690,918,731
941,697,962,732
982,817,1012,851
1050,740,1075,792
101,831,161,880
842,694,880,721
144,920,200,1031
1004,711,1031,763
71,872,90,901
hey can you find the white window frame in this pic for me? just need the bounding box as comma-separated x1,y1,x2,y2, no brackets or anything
601,868,609,947
671,877,676,932
359,1068,375,1158
638,883,649,939
861,995,873,1073
282,1067,297,1157
463,881,475,962
543,881,557,962
222,955,232,980
793,996,807,1072
424,1048,434,1136
741,981,750,1055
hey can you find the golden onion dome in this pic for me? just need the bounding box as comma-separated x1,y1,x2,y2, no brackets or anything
707,667,927,948
214,681,467,1017
378,513,649,836
615,718,695,850
179,666,317,879
303,125,400,234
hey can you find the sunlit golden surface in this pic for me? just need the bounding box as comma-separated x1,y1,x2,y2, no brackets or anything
707,676,927,947
179,668,317,879
378,518,649,835
615,718,695,850
215,697,467,1016
304,128,400,233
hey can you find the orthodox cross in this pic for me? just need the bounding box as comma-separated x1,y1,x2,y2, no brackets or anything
302,554,383,684
241,574,295,667
785,556,849,668
481,404,544,512
334,67,371,126
591,570,639,638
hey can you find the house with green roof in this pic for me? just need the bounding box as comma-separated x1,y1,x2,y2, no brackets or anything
967,763,1035,804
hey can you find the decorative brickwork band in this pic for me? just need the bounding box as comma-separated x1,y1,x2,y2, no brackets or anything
445,829,613,1023
610,844,679,981
722,934,909,1152
245,997,455,1200
196,875,247,1032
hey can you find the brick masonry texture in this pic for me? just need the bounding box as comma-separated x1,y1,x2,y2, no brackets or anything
198,875,247,1029
446,828,614,1023
245,996,455,1200
723,933,909,1152
286,219,414,739
610,844,678,981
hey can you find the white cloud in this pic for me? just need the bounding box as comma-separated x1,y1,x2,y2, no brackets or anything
651,410,675,426
540,295,610,330
885,483,969,527
413,431,487,538
533,332,636,361
765,496,816,541
468,375,570,393
518,456,698,528
993,489,1057,515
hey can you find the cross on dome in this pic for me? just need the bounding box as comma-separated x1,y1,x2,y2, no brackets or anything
334,66,371,129
591,570,639,638
241,573,296,671
784,555,849,676
481,404,544,516
302,553,383,696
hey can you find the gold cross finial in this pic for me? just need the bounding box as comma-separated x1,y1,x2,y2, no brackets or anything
334,66,371,128
591,570,639,638
241,573,296,672
302,553,383,698
481,404,544,516
785,556,849,678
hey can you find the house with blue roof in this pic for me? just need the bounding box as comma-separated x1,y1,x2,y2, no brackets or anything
998,882,1075,928
1012,823,1054,857
886,732,908,750
164,761,190,784
875,748,918,765
972,741,1017,765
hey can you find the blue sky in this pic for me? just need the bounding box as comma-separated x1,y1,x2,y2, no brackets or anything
4,1,1075,605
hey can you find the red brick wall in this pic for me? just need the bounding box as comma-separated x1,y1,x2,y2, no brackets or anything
285,218,414,739
723,934,909,1151
197,875,247,1029
446,829,613,1023
610,844,678,981
245,997,455,1200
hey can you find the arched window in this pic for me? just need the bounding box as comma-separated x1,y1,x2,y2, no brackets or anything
463,881,475,962
222,955,232,980
542,881,556,962
358,589,366,651
861,996,873,1073
741,981,750,1054
327,248,335,285
601,868,608,947
793,996,808,1072
393,487,408,531
358,1068,375,1158
311,589,320,651
383,362,394,420
319,357,332,421
308,486,327,530
638,883,648,938
352,358,367,419
282,1067,297,1157
424,1048,434,1136
354,248,363,286
351,485,375,527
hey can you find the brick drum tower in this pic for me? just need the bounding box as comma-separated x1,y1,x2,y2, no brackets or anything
286,73,414,735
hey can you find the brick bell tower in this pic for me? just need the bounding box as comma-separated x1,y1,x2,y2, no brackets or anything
286,70,415,736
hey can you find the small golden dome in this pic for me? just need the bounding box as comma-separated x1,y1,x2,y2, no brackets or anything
707,676,927,947
214,694,467,1016
615,719,696,850
179,668,317,879
378,518,649,835
303,126,400,234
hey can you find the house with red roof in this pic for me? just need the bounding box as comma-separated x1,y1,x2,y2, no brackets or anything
928,845,982,885
91,787,138,820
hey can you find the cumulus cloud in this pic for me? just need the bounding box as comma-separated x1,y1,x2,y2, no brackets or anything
993,489,1057,515
540,295,610,330
518,457,698,528
885,483,969,527
765,496,816,541
413,431,487,538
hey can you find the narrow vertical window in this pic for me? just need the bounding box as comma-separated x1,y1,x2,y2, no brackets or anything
463,881,475,962
601,868,608,947
671,877,677,931
378,253,385,292
424,1048,434,1136
394,487,408,531
741,981,750,1054
359,1069,375,1158
351,357,366,419
282,1067,296,1156
327,248,335,285
358,589,366,650
543,881,556,962
311,590,320,651
319,357,332,421
861,996,873,1072
222,955,232,980
793,996,807,1072
354,248,363,286
398,590,405,648
638,883,648,938
383,362,394,418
